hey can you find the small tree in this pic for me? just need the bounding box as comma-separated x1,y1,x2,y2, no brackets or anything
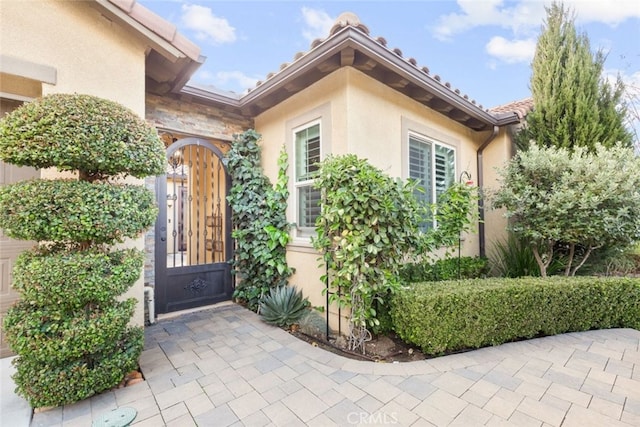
517,2,633,151
312,155,423,353
0,94,164,407
492,143,640,277
226,130,292,311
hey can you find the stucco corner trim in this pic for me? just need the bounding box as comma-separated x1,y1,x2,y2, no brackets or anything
0,55,57,85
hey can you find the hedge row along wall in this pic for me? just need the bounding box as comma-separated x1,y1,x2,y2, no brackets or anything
391,276,640,356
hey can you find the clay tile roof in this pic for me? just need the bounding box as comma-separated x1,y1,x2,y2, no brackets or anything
209,10,521,130
329,11,370,36
104,0,201,61
490,97,534,119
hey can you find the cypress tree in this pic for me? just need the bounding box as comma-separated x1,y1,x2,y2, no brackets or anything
517,2,632,151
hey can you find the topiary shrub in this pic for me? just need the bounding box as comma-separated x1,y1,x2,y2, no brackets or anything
391,276,640,356
0,93,165,180
11,247,144,309
0,94,163,408
0,180,156,243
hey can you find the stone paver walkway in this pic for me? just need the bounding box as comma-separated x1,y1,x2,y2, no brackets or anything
29,303,640,426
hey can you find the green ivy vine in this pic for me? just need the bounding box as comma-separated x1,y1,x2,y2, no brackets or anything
226,130,293,311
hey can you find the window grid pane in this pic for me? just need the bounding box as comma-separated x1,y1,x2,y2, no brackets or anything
295,123,321,229
409,137,432,206
295,124,320,182
409,135,456,232
435,144,455,198
298,185,321,228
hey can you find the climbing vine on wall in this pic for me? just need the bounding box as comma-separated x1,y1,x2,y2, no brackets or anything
226,130,293,311
312,154,423,353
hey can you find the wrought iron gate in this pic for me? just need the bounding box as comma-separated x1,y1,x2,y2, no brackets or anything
155,138,233,314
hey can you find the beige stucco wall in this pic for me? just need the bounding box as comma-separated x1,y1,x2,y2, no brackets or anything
255,67,496,324
1,0,149,325
481,127,515,268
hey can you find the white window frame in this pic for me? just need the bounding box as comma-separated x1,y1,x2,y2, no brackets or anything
293,119,322,234
408,132,457,230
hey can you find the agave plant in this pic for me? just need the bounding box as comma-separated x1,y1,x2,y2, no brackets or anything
259,286,309,327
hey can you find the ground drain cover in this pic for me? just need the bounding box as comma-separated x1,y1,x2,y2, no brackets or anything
92,407,137,427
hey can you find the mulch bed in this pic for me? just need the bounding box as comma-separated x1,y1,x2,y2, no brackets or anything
289,328,426,363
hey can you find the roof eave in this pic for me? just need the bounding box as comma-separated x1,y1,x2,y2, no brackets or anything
494,112,521,126
94,0,187,61
238,27,507,130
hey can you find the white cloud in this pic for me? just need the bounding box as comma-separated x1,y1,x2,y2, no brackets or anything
301,7,334,42
433,0,640,41
486,36,537,64
180,4,236,45
433,0,545,41
605,69,640,90
605,68,640,146
566,0,640,26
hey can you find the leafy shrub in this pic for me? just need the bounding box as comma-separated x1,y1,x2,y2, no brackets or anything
259,286,309,327
0,94,165,180
492,143,640,277
399,256,489,282
4,300,137,365
391,276,640,355
430,181,479,253
10,328,143,408
0,180,156,243
312,154,423,353
227,131,292,310
0,94,160,407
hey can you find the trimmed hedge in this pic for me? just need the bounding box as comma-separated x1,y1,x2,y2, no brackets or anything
0,94,165,179
10,328,143,408
391,276,640,355
4,300,137,365
12,248,143,308
0,180,157,243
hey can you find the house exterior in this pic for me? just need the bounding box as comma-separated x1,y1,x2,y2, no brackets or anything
0,0,525,356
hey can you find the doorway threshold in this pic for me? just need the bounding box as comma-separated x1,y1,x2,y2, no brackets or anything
156,300,236,322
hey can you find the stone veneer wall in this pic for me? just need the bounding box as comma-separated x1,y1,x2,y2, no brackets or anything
146,93,253,141
143,92,253,310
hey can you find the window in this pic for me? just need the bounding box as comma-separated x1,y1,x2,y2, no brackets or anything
295,122,322,229
408,133,455,229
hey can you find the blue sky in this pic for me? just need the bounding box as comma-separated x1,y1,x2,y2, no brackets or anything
138,0,640,111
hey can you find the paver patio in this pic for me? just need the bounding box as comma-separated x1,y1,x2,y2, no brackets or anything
21,302,640,426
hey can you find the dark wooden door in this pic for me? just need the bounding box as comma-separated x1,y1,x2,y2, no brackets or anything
155,138,233,314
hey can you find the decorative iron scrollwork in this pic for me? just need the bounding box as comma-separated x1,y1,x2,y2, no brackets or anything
185,278,208,293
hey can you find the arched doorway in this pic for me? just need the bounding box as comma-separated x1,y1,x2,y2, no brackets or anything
155,137,233,313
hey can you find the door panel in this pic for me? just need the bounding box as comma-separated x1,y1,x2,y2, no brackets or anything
155,138,233,314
